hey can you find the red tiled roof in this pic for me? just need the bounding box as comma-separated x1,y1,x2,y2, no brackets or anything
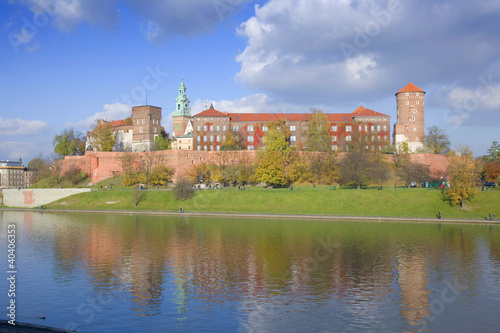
351,105,389,117
194,107,228,117
110,120,128,127
398,82,424,93
194,107,389,123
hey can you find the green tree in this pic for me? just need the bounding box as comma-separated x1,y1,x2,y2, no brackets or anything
306,111,331,152
424,126,450,154
53,129,85,156
486,141,500,160
28,155,52,183
445,147,482,208
92,122,116,152
254,151,287,186
221,130,245,150
396,160,431,187
173,178,195,201
154,128,171,150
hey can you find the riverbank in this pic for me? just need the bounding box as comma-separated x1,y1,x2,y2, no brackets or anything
6,186,500,221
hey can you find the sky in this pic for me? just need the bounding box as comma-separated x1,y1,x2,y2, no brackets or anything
1,0,500,163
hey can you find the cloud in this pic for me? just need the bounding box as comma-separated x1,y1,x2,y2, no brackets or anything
72,102,131,130
0,140,52,162
236,0,500,104
14,0,253,41
0,117,48,136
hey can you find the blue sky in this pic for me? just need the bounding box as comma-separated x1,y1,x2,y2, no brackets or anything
1,0,500,163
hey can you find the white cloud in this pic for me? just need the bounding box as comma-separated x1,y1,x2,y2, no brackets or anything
0,140,52,162
72,102,131,130
0,117,48,136
236,0,500,104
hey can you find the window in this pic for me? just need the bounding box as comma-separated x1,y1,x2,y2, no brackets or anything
383,125,387,131
216,126,220,131
137,119,140,124
210,135,214,142
290,135,296,142
371,135,375,141
233,125,239,131
210,125,213,131
371,125,375,131
216,135,220,142
377,136,380,141
262,126,268,132
142,119,145,124
406,93,409,96
216,145,220,151
210,145,214,151
346,125,352,131
223,135,226,142
332,125,337,131
416,101,420,105
154,127,157,133
413,128,417,131
197,125,200,131
139,127,143,133
358,125,362,131
203,125,207,131
406,101,409,105
377,125,380,131
248,125,254,131
197,135,201,142
332,145,338,151
247,145,254,150
332,136,337,141
204,146,207,151
365,125,368,131
412,117,415,121
247,135,254,142
346,135,351,141
416,93,419,96
223,125,227,131
290,125,296,131
197,145,201,151
203,135,207,142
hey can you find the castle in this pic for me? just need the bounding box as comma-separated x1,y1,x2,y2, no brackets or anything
86,81,425,153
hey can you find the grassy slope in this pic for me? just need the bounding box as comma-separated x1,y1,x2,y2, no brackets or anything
46,186,500,220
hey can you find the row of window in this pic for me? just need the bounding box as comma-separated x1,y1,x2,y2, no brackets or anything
195,123,389,133
342,125,387,132
197,135,227,143
196,145,255,151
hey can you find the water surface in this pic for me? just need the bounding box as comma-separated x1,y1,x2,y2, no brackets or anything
1,211,499,332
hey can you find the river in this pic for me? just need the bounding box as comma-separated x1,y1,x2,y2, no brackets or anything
1,211,499,332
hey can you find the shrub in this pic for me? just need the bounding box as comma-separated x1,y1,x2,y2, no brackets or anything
173,178,195,201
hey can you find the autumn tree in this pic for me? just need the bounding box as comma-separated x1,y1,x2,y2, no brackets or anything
263,119,291,157
396,160,431,187
53,129,85,156
305,111,331,152
254,151,287,186
338,149,374,189
148,165,174,186
424,126,450,154
484,159,500,183
92,122,116,152
445,147,482,208
221,129,245,150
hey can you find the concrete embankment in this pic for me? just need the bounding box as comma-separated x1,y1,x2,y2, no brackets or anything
1,207,499,225
2,188,91,208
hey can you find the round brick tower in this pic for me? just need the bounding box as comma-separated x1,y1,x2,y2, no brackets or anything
393,82,425,153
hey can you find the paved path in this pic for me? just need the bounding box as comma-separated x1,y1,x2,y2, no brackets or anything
1,207,499,224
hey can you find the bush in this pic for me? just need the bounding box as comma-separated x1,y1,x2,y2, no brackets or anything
64,165,85,186
173,178,195,201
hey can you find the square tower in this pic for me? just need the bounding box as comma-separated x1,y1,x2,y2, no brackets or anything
393,82,425,153
131,105,162,152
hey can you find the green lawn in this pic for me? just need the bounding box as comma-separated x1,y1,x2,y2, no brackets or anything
45,186,500,220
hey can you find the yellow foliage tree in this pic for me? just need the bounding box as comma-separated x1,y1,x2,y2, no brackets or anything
445,147,482,209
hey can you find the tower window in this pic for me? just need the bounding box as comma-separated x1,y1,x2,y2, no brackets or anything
416,101,420,105
406,101,409,105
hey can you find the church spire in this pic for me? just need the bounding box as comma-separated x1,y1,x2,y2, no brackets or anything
173,79,191,117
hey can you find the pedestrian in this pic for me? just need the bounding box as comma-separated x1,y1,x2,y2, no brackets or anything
489,213,492,221
437,211,441,219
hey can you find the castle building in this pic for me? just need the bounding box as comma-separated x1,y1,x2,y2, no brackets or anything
393,82,425,153
191,105,391,152
86,105,162,152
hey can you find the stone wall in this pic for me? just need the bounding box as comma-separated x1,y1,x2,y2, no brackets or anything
2,188,91,208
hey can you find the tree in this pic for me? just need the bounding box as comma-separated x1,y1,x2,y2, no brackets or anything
254,151,287,186
486,141,500,160
221,129,245,150
173,178,195,201
154,128,171,150
305,111,331,152
63,164,85,186
396,160,431,187
148,165,174,186
263,120,292,158
53,129,85,156
28,155,52,183
424,126,450,154
484,159,500,183
445,147,482,209
92,122,116,152
338,149,373,189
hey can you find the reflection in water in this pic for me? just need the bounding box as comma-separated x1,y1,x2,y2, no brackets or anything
1,211,499,332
